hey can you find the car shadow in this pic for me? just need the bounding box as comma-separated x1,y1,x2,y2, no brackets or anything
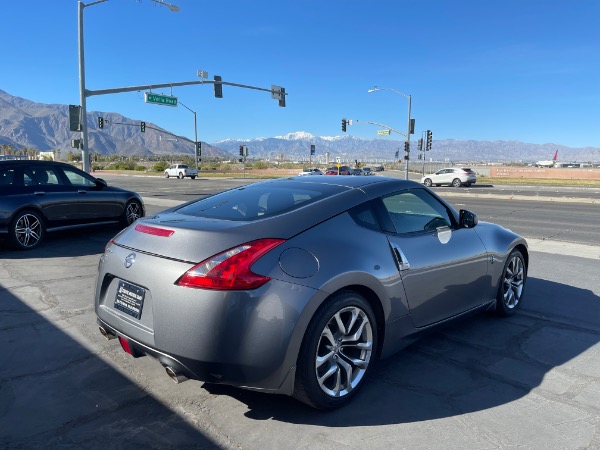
0,286,219,448
0,226,120,259
204,276,599,425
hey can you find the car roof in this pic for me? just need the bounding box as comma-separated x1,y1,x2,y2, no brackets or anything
0,160,68,166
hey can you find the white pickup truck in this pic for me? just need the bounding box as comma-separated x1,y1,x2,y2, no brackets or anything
164,164,198,180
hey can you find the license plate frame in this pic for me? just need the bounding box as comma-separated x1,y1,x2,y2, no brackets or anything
114,280,145,320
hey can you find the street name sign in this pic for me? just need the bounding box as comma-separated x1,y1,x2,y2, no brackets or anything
144,92,178,107
377,130,391,136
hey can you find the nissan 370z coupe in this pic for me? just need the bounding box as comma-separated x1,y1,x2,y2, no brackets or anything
95,176,527,409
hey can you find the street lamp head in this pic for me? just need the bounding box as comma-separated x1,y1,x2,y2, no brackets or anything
368,86,379,93
152,0,180,12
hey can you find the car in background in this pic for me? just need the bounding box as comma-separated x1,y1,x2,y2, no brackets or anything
298,168,323,176
349,168,363,176
373,165,384,172
325,166,351,175
95,176,527,410
362,167,374,176
421,167,477,187
0,160,144,250
164,164,198,180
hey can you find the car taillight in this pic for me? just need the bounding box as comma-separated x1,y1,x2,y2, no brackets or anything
176,238,286,290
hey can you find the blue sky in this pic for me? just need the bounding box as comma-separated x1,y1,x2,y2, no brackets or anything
2,0,599,148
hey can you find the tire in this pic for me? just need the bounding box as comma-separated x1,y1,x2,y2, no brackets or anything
496,249,527,316
120,199,143,227
294,290,377,409
165,172,170,178
423,178,433,187
465,183,472,187
190,176,196,180
178,172,184,179
452,178,462,188
10,210,45,250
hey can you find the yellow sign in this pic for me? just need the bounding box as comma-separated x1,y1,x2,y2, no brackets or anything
337,163,341,168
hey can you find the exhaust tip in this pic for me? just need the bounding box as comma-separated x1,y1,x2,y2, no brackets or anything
165,366,188,384
99,326,116,340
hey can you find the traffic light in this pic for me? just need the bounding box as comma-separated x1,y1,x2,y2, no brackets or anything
239,145,244,156
342,118,347,132
426,130,433,151
140,121,146,132
244,146,249,157
310,145,315,156
196,142,202,157
279,87,286,108
395,150,399,158
98,117,104,129
214,75,223,98
418,138,423,151
404,141,410,153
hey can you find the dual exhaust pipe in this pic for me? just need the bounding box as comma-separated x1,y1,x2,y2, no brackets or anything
98,326,188,384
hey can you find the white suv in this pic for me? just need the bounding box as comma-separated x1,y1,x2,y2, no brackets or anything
421,167,477,187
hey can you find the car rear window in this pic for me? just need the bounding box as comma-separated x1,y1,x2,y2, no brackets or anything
461,168,474,173
176,181,347,221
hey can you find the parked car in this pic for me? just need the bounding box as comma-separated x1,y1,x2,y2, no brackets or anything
164,164,198,180
298,168,323,176
95,176,527,409
362,167,374,175
325,166,351,175
349,168,363,176
373,165,384,172
421,167,477,187
0,160,144,250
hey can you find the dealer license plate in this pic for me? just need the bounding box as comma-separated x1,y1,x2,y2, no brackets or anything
114,280,145,320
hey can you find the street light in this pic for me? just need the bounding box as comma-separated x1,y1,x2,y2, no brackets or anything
368,86,412,180
179,101,199,175
78,0,179,173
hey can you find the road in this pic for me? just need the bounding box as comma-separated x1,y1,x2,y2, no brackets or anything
0,174,598,449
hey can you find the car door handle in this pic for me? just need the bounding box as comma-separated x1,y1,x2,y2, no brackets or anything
390,243,411,271
33,191,46,196
78,190,87,194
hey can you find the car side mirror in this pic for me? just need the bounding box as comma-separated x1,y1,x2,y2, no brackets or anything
459,209,478,228
95,178,107,187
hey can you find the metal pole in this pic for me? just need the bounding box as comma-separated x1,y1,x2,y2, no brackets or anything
193,110,198,175
405,95,411,181
422,130,426,176
78,1,90,173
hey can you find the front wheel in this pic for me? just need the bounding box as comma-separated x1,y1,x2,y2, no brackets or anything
496,249,527,316
10,210,45,250
452,178,462,188
178,172,184,179
423,178,433,187
294,290,377,409
121,200,144,227
165,172,170,178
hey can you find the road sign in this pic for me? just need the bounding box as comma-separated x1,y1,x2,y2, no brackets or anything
144,92,178,107
377,130,391,136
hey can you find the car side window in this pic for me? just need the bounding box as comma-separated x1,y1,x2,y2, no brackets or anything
61,166,97,187
30,166,62,186
0,168,15,185
380,189,454,234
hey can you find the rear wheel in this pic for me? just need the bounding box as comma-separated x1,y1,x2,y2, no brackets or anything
423,178,433,187
496,249,526,316
178,172,184,179
165,172,170,178
10,210,45,250
452,178,462,187
294,291,377,409
121,200,143,227
190,176,196,180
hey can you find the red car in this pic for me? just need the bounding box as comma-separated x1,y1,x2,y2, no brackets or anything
325,166,351,175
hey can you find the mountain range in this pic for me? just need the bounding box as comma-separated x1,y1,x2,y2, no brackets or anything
2,89,599,163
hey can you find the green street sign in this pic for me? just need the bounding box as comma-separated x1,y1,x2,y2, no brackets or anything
144,92,178,107
377,130,391,136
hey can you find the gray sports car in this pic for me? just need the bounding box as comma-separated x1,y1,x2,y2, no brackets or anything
95,176,527,409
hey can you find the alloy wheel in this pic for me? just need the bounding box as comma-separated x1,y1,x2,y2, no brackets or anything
502,254,524,309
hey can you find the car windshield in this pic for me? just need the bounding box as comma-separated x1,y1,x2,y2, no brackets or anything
176,181,347,221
